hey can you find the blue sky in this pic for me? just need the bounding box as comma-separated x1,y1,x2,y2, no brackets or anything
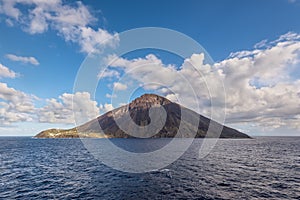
0,0,299,136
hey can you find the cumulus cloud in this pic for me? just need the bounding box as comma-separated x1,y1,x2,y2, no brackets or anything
100,103,114,113
109,54,178,91
6,54,39,65
0,85,111,126
38,92,101,125
0,0,119,53
0,63,18,78
106,32,300,131
1,29,299,134
0,82,36,125
98,69,120,79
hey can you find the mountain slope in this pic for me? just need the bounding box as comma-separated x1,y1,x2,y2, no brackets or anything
35,94,250,138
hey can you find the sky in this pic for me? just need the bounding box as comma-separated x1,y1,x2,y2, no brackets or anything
0,0,299,136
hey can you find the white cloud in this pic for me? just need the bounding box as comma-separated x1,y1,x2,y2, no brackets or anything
165,93,179,103
6,54,39,65
100,103,114,113
106,93,117,98
0,63,18,78
113,82,127,91
229,49,261,59
0,84,114,126
273,31,300,43
118,102,127,107
109,54,178,91
77,27,119,53
254,39,268,49
0,0,119,53
0,0,21,19
105,32,300,132
0,82,36,125
38,92,101,125
98,69,120,79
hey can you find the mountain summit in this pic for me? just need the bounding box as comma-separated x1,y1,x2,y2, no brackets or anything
35,94,250,138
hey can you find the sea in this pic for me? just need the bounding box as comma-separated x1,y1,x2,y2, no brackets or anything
0,137,299,199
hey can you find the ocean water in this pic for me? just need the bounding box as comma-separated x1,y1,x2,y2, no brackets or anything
0,137,299,199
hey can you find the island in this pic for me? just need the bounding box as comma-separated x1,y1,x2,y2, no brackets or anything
35,94,251,139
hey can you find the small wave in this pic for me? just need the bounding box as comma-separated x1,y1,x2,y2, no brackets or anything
160,168,171,172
